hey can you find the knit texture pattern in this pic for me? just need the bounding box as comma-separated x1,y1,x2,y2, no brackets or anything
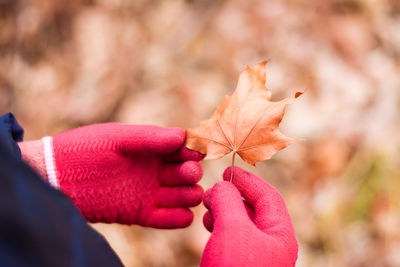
201,167,298,267
52,123,203,228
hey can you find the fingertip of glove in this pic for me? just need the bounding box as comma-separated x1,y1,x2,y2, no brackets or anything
181,209,194,227
222,166,250,182
203,188,212,210
204,181,242,212
147,127,185,154
188,184,204,207
213,181,235,192
210,181,241,202
203,211,214,232
183,147,205,161
222,166,233,180
164,127,186,149
170,127,186,138
151,208,194,229
163,146,205,162
164,208,194,228
207,182,249,224
179,161,203,184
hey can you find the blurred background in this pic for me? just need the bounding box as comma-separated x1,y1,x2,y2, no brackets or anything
1,0,400,266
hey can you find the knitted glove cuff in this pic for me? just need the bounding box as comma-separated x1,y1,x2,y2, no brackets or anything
42,136,59,189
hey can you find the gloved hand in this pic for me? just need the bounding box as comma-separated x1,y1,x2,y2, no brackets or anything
19,123,204,228
201,167,298,267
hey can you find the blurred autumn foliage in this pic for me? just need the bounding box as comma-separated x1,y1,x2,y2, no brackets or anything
1,0,400,266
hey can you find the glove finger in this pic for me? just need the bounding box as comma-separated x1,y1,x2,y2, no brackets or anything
204,187,254,221
202,187,212,210
209,181,250,229
155,185,203,208
163,145,205,162
159,161,202,186
223,166,294,233
148,208,194,229
119,125,185,155
203,211,214,232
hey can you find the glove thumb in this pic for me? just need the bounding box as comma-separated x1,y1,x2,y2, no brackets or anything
208,181,250,230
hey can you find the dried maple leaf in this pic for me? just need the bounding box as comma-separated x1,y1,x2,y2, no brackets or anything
185,61,302,176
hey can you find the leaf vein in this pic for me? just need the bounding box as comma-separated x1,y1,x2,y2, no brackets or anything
192,135,232,150
217,118,234,148
238,141,284,152
237,110,266,150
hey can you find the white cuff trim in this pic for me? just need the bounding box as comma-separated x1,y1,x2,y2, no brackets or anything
42,136,59,189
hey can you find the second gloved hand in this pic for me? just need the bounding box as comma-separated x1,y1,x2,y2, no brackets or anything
201,167,298,267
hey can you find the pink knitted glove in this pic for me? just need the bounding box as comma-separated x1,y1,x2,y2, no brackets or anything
22,123,204,228
201,167,298,267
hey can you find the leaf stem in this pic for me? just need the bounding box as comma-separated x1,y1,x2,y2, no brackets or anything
230,152,236,182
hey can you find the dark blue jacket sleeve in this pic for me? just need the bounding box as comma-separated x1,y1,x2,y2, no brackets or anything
0,113,123,267
0,113,23,158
